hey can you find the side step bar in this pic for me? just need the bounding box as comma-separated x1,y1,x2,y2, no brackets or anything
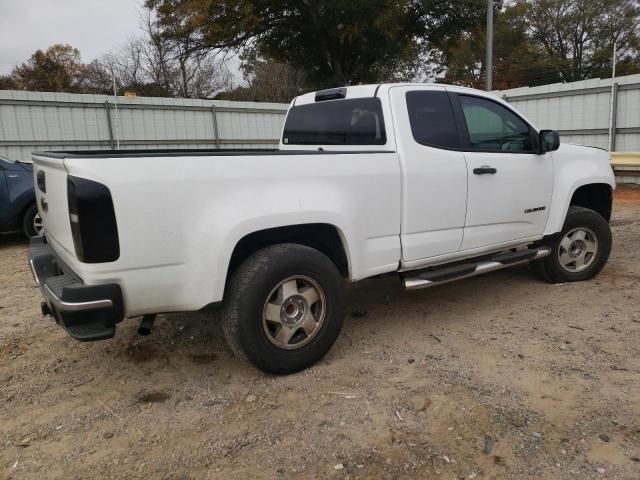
403,247,551,291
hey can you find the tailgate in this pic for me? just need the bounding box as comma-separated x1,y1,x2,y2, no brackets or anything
32,153,75,256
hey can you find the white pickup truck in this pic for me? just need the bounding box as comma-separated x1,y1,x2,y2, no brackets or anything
29,83,615,374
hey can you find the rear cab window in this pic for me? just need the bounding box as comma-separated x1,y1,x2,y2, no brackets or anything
282,98,386,145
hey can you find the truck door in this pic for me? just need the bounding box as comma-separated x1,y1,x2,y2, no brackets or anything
450,92,553,250
389,86,468,262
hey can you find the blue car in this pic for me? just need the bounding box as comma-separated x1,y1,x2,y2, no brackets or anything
0,154,42,238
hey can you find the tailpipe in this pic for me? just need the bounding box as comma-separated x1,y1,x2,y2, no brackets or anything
41,301,53,317
137,314,156,336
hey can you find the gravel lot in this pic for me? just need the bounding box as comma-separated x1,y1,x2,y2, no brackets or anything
1,186,639,480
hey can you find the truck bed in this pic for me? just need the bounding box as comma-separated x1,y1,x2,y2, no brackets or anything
31,147,403,316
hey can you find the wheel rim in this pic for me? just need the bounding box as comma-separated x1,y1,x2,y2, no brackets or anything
557,227,598,273
33,213,44,236
262,275,326,350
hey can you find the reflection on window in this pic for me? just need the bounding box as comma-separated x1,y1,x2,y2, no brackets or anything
460,96,532,152
406,91,459,149
283,98,386,145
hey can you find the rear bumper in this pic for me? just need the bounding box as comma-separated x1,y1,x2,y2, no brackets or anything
28,235,124,341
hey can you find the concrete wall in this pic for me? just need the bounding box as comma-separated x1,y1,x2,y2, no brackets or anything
0,90,289,162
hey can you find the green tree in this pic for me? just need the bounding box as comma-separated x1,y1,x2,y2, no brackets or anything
435,0,640,88
438,3,562,89
146,0,487,87
0,75,18,90
517,0,640,82
12,44,86,92
3,44,117,94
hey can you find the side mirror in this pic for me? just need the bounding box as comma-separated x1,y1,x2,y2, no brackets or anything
539,130,560,153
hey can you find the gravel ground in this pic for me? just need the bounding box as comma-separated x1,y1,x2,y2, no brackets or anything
1,186,639,480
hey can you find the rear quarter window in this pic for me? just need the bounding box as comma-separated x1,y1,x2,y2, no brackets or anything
282,98,386,145
406,90,460,149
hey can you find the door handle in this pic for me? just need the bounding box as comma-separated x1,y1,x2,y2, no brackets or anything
473,166,497,175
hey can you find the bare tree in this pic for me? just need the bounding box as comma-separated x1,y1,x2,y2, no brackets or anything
115,38,147,87
139,7,175,93
188,55,234,98
101,6,232,98
234,47,305,102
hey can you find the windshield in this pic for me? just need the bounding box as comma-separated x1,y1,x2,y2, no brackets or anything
282,98,386,146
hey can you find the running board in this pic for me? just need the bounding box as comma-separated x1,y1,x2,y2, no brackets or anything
403,247,551,291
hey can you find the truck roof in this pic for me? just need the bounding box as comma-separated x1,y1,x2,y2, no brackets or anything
293,83,505,107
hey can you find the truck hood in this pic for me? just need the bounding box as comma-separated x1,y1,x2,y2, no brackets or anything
560,142,608,156
556,142,612,165
552,142,615,187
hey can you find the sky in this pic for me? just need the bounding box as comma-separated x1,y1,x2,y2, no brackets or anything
0,0,144,74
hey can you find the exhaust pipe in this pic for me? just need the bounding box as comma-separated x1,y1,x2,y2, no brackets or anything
137,314,156,336
41,301,53,317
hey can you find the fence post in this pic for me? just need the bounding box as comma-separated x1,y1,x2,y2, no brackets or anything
211,104,221,149
104,101,115,149
608,82,619,152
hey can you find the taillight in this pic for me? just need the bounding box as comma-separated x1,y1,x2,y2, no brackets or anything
67,176,120,263
37,170,46,193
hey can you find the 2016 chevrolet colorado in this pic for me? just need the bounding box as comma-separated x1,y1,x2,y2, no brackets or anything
29,84,615,374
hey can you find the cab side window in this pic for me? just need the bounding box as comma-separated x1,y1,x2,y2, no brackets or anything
406,90,460,149
459,95,533,152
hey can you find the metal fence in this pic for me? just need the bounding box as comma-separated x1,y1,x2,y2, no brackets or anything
496,73,640,152
2,77,639,177
0,90,289,162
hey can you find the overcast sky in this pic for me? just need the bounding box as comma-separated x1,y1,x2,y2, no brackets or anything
0,0,143,74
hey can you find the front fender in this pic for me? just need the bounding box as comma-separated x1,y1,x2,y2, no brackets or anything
544,144,615,235
11,188,36,226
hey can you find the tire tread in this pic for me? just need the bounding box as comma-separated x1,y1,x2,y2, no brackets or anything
221,243,345,374
531,206,612,283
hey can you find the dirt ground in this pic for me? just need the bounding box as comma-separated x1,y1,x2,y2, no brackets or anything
1,187,639,480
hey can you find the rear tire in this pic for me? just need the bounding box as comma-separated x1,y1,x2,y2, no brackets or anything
22,204,43,238
222,243,346,374
531,206,611,283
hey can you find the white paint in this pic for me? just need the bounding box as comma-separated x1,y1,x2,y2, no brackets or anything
32,83,614,317
388,84,468,260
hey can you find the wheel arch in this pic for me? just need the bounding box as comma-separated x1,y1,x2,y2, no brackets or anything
569,183,613,222
17,198,37,230
225,223,352,292
545,177,615,235
19,198,36,219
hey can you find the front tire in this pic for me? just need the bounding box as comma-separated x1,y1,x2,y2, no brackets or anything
531,206,612,283
222,244,346,374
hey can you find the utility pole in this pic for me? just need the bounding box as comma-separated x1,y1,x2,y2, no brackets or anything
111,67,120,150
608,40,618,152
486,0,493,91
